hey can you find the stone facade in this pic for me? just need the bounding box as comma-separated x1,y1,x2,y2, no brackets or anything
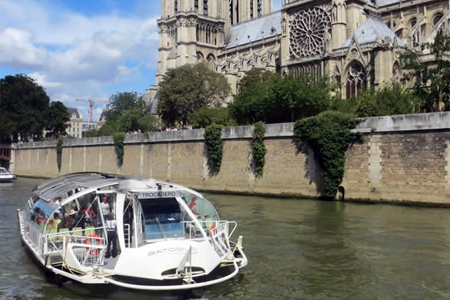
146,0,450,105
10,113,450,206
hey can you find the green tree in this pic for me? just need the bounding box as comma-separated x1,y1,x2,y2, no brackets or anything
104,92,145,123
229,70,332,125
158,63,231,127
229,69,278,124
0,74,50,142
85,92,159,137
188,107,236,128
273,74,332,120
45,101,70,138
401,33,450,111
338,83,417,117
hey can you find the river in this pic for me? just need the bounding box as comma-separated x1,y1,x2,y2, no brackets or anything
2,178,450,299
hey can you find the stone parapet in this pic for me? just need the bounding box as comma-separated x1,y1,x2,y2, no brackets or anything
9,112,450,205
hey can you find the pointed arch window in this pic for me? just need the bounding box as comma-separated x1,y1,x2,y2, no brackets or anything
409,17,419,47
250,0,254,19
174,0,178,13
195,0,199,10
346,63,366,99
433,12,444,26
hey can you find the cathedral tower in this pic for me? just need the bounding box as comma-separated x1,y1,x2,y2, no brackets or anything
155,0,273,85
229,0,272,25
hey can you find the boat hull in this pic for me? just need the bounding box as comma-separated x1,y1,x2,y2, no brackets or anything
0,174,16,182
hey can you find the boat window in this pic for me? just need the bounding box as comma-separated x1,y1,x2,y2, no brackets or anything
138,197,184,240
179,191,219,221
28,199,59,228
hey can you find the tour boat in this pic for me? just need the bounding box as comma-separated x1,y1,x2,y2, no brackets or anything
17,172,247,290
0,167,16,182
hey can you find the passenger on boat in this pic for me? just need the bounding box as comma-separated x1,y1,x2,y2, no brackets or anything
100,196,112,218
73,207,87,233
47,219,57,231
105,212,117,258
53,213,62,230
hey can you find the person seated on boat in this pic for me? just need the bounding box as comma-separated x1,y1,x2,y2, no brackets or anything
46,219,57,232
105,212,117,258
100,196,111,218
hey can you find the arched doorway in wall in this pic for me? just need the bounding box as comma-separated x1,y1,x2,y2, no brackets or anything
345,62,366,99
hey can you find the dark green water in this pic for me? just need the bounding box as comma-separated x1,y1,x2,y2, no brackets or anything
2,178,450,299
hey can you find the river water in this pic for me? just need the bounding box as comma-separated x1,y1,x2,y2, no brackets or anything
2,178,450,299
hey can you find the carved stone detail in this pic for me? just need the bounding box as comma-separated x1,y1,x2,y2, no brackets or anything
187,17,197,27
177,18,187,27
289,5,332,59
158,25,168,34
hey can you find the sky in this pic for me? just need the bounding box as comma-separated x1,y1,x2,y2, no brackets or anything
0,0,282,121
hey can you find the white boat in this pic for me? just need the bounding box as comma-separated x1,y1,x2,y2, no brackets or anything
17,172,247,290
0,167,16,182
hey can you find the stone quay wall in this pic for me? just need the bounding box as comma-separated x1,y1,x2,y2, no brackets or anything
10,112,450,205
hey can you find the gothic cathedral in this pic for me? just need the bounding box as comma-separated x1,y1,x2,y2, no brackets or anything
146,0,450,111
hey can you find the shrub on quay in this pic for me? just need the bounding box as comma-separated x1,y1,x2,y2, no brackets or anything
251,122,266,177
204,124,223,174
294,111,363,198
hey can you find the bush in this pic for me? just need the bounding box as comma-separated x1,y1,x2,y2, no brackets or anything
188,107,236,128
294,111,363,198
204,124,223,173
113,132,125,168
333,83,417,117
56,135,64,173
251,122,266,177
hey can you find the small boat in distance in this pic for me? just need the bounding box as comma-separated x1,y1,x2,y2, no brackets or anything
0,167,16,182
17,172,248,290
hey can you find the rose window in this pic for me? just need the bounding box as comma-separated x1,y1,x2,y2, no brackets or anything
289,6,331,59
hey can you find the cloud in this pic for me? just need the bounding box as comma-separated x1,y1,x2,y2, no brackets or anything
0,0,159,120
0,28,47,68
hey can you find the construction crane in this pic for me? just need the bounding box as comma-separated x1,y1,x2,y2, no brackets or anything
75,99,111,122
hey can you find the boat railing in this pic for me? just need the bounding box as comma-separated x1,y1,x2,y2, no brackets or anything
181,220,237,258
45,227,107,269
68,237,106,268
209,221,232,259
44,226,106,253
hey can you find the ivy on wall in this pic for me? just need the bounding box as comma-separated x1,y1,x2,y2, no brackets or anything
205,124,223,173
113,132,125,168
56,135,64,173
294,111,363,198
251,121,267,177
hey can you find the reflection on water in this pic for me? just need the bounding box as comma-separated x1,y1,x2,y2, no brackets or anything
2,178,450,299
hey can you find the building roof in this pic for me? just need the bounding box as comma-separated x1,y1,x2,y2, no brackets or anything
67,107,81,119
225,11,282,49
341,17,405,48
376,0,402,7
